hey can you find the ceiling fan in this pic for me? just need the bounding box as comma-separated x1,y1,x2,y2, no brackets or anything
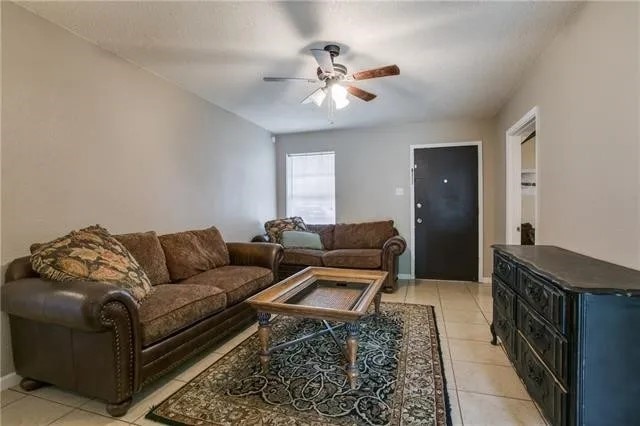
263,44,400,113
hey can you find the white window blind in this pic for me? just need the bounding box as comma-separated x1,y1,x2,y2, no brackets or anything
286,151,335,224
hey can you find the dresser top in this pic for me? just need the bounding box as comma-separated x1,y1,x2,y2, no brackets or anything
492,245,640,295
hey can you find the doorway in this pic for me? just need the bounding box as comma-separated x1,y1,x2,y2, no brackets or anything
506,107,539,245
410,142,482,281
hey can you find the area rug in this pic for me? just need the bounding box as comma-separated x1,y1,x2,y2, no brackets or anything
146,303,450,426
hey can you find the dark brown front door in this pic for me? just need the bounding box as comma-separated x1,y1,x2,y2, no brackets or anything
414,145,479,281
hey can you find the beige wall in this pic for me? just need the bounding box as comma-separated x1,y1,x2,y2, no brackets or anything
1,3,276,376
497,2,640,269
276,119,499,277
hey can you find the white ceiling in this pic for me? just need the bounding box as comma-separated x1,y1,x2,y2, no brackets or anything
18,1,581,134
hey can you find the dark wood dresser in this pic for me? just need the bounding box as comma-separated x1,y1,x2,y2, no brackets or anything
490,245,640,426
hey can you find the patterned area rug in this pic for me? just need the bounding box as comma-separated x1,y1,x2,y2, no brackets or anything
147,303,449,425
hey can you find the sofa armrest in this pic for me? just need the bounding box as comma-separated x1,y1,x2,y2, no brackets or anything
383,235,407,257
381,235,407,293
251,234,269,243
1,277,139,332
227,242,283,273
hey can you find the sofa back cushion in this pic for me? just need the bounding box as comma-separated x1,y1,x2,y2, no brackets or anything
306,224,335,250
30,225,154,302
333,220,395,249
159,227,230,281
114,231,171,285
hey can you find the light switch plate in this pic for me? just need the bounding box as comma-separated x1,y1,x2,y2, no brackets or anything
395,187,404,196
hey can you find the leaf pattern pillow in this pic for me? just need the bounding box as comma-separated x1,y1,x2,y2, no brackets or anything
30,225,154,303
264,217,307,243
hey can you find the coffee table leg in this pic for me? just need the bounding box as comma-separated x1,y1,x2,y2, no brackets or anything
345,322,359,389
257,312,271,372
374,291,382,314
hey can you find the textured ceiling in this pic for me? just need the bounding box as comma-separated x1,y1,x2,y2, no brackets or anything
18,1,581,134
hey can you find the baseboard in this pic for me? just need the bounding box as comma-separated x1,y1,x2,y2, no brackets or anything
480,276,491,284
398,274,413,280
1,372,21,391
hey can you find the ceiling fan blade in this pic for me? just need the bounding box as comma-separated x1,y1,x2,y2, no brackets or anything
310,48,335,74
301,87,326,106
263,77,318,83
346,86,377,102
350,65,400,80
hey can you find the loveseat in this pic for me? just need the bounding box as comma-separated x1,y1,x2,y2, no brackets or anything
1,227,282,416
253,220,406,293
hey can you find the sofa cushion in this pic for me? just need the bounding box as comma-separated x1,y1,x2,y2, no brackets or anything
159,227,230,281
264,217,306,243
322,249,382,269
30,225,154,303
181,266,273,306
306,224,335,250
282,248,325,266
114,231,171,285
333,221,395,249
138,284,226,347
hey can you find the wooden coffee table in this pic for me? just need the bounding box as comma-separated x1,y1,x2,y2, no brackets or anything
247,267,388,389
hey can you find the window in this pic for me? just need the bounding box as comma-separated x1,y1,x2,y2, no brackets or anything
286,151,335,224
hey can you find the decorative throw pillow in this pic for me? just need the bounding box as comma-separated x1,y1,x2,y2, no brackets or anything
281,230,324,250
264,217,307,243
30,225,154,302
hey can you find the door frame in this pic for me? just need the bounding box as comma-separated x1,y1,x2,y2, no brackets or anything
505,106,539,244
409,141,483,280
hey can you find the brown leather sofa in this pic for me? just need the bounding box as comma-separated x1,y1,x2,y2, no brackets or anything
1,228,283,417
253,220,406,293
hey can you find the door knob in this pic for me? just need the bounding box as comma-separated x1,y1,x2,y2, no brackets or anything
417,218,423,224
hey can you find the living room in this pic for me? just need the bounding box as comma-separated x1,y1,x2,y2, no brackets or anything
1,1,639,425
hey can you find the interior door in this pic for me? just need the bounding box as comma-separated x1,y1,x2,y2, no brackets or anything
414,145,479,281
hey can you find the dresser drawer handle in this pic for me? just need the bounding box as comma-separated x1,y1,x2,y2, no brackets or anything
524,279,549,309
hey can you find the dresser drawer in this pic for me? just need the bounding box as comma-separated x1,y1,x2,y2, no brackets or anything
492,276,516,319
518,269,566,333
517,334,567,426
517,300,568,386
493,309,516,361
494,253,516,289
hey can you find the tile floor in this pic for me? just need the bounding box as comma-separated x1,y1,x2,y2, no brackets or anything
0,280,547,425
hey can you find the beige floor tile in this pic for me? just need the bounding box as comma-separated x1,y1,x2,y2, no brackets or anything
447,390,464,425
441,298,481,311
0,395,73,426
453,361,530,399
173,350,224,382
80,379,184,422
24,386,91,408
404,293,441,306
49,409,129,425
443,309,489,325
438,337,451,358
458,391,545,425
442,357,456,389
381,292,406,304
1,389,26,408
445,322,493,342
449,340,511,366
